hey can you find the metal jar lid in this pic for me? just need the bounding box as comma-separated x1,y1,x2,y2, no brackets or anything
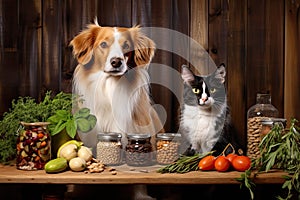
156,133,181,140
97,132,122,141
261,118,287,127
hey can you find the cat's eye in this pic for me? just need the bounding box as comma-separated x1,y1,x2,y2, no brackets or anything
192,88,200,94
210,88,216,93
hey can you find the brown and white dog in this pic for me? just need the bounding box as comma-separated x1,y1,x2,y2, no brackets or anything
70,20,164,149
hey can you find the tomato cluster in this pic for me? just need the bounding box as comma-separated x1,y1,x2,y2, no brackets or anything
198,153,251,172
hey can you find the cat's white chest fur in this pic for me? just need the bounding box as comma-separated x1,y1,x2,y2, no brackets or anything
180,104,221,153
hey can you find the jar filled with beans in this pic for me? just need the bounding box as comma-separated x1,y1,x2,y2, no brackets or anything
247,93,279,159
125,133,153,166
156,133,181,165
96,132,122,166
16,122,51,170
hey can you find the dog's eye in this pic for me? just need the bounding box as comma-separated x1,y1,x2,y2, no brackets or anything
100,42,108,48
122,41,130,50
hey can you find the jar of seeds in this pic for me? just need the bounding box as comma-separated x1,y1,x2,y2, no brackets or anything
156,133,181,165
125,133,152,166
96,132,122,166
247,93,279,159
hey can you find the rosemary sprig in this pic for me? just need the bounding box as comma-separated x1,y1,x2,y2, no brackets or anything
157,151,213,174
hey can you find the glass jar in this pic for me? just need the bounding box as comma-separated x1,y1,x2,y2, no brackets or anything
260,118,287,138
246,93,279,159
16,122,51,170
125,133,152,166
156,133,181,165
96,132,122,166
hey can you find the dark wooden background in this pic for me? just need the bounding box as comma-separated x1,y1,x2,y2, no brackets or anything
0,0,299,150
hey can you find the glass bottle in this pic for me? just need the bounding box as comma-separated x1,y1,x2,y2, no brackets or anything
96,132,123,166
156,133,181,165
16,122,51,170
125,133,153,166
246,93,279,159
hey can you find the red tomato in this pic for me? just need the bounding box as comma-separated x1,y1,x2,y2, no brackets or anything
232,155,251,172
226,153,238,163
198,155,216,171
214,156,231,172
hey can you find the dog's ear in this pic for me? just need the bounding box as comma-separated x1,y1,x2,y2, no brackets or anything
130,26,156,67
70,24,100,65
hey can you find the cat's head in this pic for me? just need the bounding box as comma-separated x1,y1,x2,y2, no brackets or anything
181,64,226,110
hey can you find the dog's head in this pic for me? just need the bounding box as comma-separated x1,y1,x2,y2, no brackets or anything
70,22,156,76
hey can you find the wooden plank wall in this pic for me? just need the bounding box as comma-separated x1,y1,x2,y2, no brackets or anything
0,0,299,150
284,0,300,127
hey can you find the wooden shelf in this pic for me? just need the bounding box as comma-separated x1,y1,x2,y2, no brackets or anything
0,164,287,185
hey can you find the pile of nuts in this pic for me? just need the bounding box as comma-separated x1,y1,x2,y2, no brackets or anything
247,116,264,159
156,140,180,164
84,158,117,175
96,141,122,165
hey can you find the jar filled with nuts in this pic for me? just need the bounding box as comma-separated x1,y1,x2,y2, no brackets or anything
96,132,122,166
156,133,181,165
247,93,279,159
125,133,153,166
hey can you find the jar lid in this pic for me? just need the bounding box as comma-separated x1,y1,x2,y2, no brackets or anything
156,133,181,140
126,133,151,139
260,118,273,125
97,132,122,140
261,118,287,126
20,121,51,126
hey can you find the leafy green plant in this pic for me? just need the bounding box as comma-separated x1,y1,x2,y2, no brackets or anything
47,107,97,139
237,118,300,200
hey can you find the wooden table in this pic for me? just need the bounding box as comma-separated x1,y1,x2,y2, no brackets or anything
0,164,287,185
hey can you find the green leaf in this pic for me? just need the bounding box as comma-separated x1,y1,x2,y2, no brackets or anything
47,115,60,123
65,119,77,139
55,110,70,119
282,180,291,189
76,108,91,118
51,120,66,136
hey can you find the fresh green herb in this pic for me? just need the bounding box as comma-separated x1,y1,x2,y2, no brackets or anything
237,118,300,200
235,169,255,200
157,151,213,174
47,107,97,139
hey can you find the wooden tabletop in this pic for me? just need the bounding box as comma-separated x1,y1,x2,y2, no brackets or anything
0,164,287,185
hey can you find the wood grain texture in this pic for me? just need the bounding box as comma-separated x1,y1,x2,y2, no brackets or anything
227,0,247,149
0,165,286,185
284,0,300,124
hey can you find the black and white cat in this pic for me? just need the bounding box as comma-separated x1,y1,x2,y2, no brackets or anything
179,64,241,156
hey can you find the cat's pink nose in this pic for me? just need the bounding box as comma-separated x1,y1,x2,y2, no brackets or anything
199,97,208,105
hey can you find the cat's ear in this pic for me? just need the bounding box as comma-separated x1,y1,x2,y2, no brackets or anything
181,65,195,84
214,63,226,84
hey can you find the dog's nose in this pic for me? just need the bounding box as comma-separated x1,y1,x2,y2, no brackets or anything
110,57,123,68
